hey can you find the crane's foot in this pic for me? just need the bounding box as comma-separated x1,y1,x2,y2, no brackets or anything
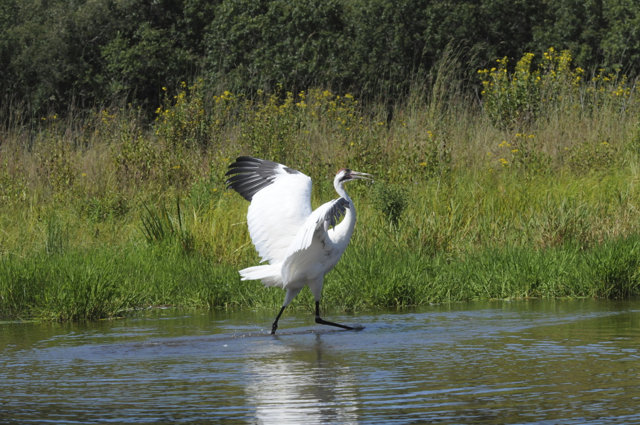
314,300,354,331
315,316,354,331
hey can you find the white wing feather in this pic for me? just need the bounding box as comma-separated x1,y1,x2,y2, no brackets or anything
246,169,312,264
280,198,349,285
284,197,349,263
284,200,336,256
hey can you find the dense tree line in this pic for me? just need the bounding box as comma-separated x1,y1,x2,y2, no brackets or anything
1,0,639,115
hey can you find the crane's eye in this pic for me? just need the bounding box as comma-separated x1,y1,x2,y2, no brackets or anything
340,169,352,182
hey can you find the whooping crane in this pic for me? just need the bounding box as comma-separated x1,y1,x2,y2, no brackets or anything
226,156,372,334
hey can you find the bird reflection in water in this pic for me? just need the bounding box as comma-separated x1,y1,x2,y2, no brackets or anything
244,334,359,424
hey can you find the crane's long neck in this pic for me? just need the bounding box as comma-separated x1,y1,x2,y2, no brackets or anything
330,182,356,246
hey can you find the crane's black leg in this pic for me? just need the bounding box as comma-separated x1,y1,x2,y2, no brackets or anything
314,301,353,331
271,306,286,335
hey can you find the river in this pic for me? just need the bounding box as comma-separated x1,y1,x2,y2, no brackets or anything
2,299,639,424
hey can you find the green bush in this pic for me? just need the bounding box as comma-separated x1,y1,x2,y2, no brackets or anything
479,48,636,130
371,182,408,226
566,140,617,174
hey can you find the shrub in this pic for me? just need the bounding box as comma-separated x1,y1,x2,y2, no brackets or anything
0,159,27,204
479,53,540,129
154,81,241,150
507,133,551,176
566,139,617,174
371,182,408,226
479,48,638,129
38,139,76,197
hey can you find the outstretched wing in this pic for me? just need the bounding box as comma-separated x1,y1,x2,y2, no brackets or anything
226,156,313,264
285,197,350,256
281,197,350,283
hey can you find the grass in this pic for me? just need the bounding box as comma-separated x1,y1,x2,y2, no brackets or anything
1,231,639,321
1,51,640,321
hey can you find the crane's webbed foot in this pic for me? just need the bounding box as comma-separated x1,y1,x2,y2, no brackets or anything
314,300,353,330
315,316,354,330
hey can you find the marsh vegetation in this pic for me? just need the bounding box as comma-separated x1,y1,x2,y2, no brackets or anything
1,47,640,321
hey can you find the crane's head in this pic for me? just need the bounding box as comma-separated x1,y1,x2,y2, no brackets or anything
335,168,373,185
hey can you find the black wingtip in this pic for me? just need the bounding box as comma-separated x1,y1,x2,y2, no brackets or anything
225,157,281,202
236,156,262,163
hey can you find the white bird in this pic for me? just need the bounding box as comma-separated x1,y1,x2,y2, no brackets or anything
226,156,372,334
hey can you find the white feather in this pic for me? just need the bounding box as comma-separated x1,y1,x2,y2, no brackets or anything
246,166,312,264
239,263,283,287
284,199,343,257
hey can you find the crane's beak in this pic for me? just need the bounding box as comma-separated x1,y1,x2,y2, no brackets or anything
349,171,374,182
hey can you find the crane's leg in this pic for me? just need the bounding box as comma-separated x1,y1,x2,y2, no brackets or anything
315,301,353,331
271,287,303,334
271,306,286,335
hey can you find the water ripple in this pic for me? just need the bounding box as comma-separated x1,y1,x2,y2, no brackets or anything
1,299,639,424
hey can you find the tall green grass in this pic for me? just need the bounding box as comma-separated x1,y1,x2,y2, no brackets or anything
1,232,639,321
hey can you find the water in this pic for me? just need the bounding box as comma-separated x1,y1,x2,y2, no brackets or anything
1,299,639,424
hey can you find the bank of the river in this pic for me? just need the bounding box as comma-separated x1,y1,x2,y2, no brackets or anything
4,161,640,320
2,51,640,321
2,225,640,321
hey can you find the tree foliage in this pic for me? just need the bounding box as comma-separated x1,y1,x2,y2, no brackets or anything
1,0,639,115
